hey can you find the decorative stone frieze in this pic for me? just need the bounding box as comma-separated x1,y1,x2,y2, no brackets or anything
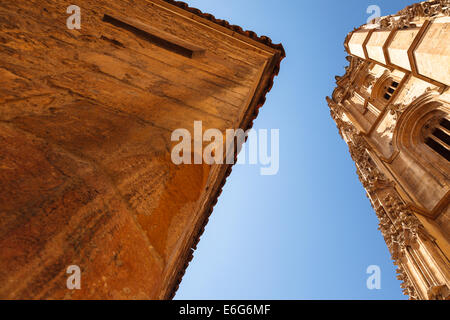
379,0,450,30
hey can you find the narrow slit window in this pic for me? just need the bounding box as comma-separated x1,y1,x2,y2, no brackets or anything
102,14,205,59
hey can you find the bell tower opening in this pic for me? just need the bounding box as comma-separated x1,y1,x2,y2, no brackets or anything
424,117,450,161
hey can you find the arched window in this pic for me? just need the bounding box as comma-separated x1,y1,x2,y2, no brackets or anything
394,95,450,179
392,95,449,213
383,80,399,101
423,117,450,161
370,71,401,111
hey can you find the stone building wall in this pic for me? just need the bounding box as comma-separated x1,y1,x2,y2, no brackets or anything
327,0,450,299
0,0,284,299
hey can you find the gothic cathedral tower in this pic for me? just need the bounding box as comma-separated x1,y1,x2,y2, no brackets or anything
327,1,450,299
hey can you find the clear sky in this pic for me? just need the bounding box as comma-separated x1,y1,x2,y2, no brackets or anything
175,0,418,300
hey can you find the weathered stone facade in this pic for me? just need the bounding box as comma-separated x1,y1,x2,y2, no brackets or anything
0,0,284,299
327,0,450,299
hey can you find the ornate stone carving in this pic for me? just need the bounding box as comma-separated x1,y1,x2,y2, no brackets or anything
379,0,450,30
428,284,450,300
363,74,376,89
387,103,406,118
329,56,364,105
397,265,419,299
324,103,431,299
382,194,422,249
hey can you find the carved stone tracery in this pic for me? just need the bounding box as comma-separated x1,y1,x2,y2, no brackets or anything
325,96,434,299
378,0,450,30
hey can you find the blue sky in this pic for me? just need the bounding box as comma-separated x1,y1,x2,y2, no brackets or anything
175,0,418,300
